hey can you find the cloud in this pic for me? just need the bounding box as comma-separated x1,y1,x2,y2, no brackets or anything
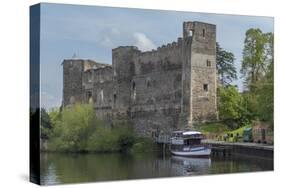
101,36,115,48
133,32,157,51
100,28,121,48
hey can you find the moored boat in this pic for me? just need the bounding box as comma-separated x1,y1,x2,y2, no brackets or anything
170,130,211,157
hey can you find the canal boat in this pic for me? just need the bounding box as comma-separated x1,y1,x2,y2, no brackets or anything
170,130,211,157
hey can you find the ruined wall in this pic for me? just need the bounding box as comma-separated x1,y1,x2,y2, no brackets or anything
81,64,113,125
129,42,183,136
63,59,113,124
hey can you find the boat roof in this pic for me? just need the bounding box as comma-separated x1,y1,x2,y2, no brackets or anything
172,130,202,135
182,131,202,135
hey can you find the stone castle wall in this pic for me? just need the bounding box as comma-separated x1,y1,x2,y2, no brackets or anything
62,21,218,137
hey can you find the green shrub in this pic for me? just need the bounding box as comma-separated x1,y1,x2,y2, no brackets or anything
48,103,102,152
130,138,154,153
87,125,136,153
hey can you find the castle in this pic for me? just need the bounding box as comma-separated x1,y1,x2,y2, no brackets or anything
62,21,218,137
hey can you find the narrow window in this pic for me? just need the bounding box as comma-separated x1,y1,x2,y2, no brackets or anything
87,91,92,103
189,30,193,37
113,93,117,104
132,81,136,100
206,60,211,67
146,78,151,88
203,84,208,92
203,29,206,37
88,72,92,82
100,90,104,103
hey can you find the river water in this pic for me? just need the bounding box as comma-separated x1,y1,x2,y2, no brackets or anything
40,152,273,185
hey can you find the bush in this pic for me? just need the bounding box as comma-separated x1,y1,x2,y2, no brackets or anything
87,125,136,153
48,103,102,152
130,138,154,153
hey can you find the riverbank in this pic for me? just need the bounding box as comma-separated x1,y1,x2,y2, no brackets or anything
202,139,273,159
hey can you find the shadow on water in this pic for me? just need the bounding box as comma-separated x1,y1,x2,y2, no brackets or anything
40,152,273,185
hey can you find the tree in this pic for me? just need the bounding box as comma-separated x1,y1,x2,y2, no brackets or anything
256,61,274,124
241,29,273,124
49,103,100,152
40,108,52,139
241,29,272,91
218,86,253,129
216,42,237,86
218,86,242,121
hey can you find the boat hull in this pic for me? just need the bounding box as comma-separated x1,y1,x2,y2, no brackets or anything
171,147,211,157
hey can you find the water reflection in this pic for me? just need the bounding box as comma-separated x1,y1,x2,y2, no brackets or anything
171,156,211,175
40,152,273,185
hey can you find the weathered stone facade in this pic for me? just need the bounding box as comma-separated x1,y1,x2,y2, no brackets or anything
62,21,218,137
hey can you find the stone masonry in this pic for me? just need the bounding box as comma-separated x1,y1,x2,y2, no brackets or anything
62,21,218,137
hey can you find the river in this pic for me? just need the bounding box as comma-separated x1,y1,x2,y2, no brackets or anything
40,152,273,185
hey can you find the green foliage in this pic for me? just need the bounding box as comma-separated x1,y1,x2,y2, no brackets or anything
130,138,154,153
256,63,274,124
240,28,273,125
197,122,231,134
49,103,101,152
47,104,138,153
48,107,61,127
216,42,237,86
218,86,253,129
218,86,243,120
241,29,273,92
40,108,52,139
87,125,136,153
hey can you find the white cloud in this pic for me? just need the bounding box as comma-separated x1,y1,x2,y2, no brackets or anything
133,32,157,51
101,36,115,48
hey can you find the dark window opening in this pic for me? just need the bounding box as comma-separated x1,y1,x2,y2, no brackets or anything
203,84,208,92
113,94,117,104
206,60,211,67
203,29,206,37
147,80,151,88
87,91,92,103
132,81,136,100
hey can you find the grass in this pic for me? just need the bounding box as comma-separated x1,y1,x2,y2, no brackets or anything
196,122,252,142
224,124,251,142
197,122,231,134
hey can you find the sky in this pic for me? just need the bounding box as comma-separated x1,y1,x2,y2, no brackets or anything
39,3,274,110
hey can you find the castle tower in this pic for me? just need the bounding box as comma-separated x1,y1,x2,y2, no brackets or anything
112,46,140,122
62,59,84,107
182,21,218,127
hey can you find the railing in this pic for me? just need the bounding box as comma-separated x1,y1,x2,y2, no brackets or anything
155,134,171,144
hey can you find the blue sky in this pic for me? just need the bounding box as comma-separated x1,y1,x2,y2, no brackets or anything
40,3,274,110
